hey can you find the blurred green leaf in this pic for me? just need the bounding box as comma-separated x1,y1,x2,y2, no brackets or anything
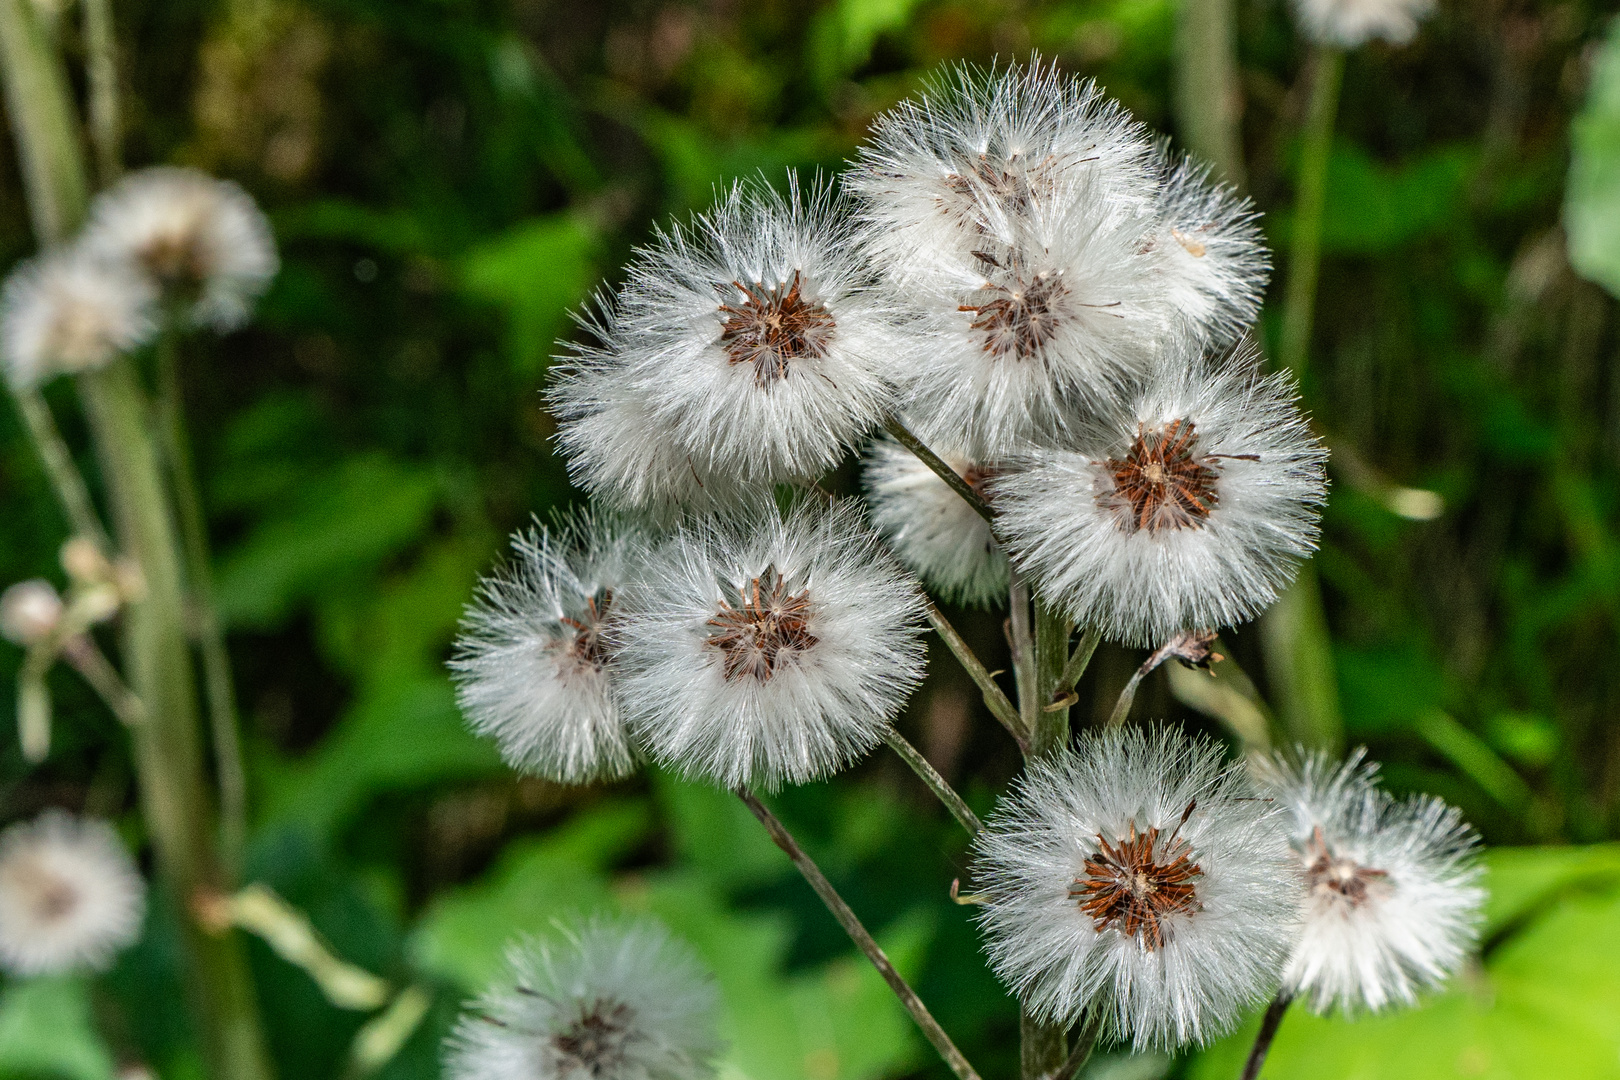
459,212,601,375
809,0,924,86
273,200,436,255
652,770,787,891
0,976,115,1080
215,455,439,628
1305,143,1473,255
1566,17,1620,298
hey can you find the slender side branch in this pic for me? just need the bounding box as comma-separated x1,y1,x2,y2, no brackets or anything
1239,992,1294,1080
735,788,984,1080
1277,46,1343,378
1051,1012,1103,1080
12,390,110,549
1056,628,1100,697
62,633,144,727
1008,569,1037,730
156,327,248,876
82,0,120,186
881,727,981,837
883,415,994,523
924,598,1026,751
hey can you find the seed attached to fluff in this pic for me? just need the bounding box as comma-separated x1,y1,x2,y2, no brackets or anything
960,270,1069,361
717,271,836,386
704,569,819,682
1070,808,1203,951
1102,419,1255,533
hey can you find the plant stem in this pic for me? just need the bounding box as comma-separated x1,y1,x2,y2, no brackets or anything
1277,46,1343,379
1173,0,1246,186
923,598,1025,751
1055,627,1100,699
883,416,995,524
0,0,88,241
1239,992,1293,1080
82,0,120,186
156,323,248,876
880,727,981,837
1030,599,1073,758
735,788,984,1080
1008,569,1037,734
61,633,145,727
11,389,111,548
1051,1012,1103,1080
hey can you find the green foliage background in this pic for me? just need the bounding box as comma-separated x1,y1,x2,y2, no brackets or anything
4,0,1620,1077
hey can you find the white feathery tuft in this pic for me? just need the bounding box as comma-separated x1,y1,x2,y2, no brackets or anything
862,433,1007,607
1,248,156,389
0,810,146,976
0,579,65,647
552,175,899,492
991,342,1328,647
1292,0,1434,47
1253,749,1484,1014
81,166,277,331
1148,155,1270,348
972,726,1298,1049
614,498,927,789
451,511,648,785
445,915,723,1080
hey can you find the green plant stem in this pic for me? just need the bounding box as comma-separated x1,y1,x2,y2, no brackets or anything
1239,992,1293,1080
1173,0,1246,186
155,325,248,876
880,727,981,837
12,389,111,548
1052,1013,1103,1080
1055,627,1100,699
1030,598,1072,758
1008,569,1037,733
922,598,1025,751
82,0,121,186
0,4,273,1076
1277,46,1343,379
735,788,984,1080
883,416,994,523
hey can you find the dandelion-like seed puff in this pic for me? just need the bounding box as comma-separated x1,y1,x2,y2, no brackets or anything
0,811,146,976
452,511,649,785
614,498,927,789
992,343,1328,647
82,166,278,331
972,726,1297,1049
1147,155,1271,349
1254,750,1484,1014
1292,0,1435,47
445,915,723,1080
0,249,156,390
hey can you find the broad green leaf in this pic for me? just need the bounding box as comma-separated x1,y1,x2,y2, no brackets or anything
0,976,115,1080
1288,143,1472,256
459,212,601,374
808,0,924,85
653,770,787,890
257,674,500,837
214,455,439,628
1566,17,1620,298
410,799,654,989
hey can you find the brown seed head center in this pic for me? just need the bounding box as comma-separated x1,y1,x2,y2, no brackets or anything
138,231,210,289
558,589,615,670
1069,817,1202,951
705,568,818,682
1102,418,1249,534
1304,826,1389,908
960,271,1068,361
552,999,636,1079
717,271,836,386
9,857,80,925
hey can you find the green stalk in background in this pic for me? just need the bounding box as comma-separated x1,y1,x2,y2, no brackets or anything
0,0,273,1076
1173,0,1247,186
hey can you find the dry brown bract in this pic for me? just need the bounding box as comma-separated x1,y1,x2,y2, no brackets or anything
1304,825,1390,908
1103,418,1251,533
558,590,615,669
960,270,1068,361
1069,816,1203,950
550,999,637,1078
704,569,818,682
717,271,836,386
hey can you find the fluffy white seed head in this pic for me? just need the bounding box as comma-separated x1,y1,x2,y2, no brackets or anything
614,498,927,789
1292,0,1434,46
848,60,1159,282
445,915,723,1080
1254,750,1484,1014
0,811,145,975
0,579,65,646
862,434,1007,607
973,726,1297,1049
1149,156,1270,348
991,345,1328,647
1,249,156,389
452,512,648,785
82,167,277,331
555,176,898,490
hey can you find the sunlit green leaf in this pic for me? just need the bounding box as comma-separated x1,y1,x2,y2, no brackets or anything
459,212,601,374
0,976,115,1080
1566,17,1620,298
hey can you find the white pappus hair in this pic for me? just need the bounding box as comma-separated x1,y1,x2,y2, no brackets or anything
0,810,146,976
972,726,1298,1050
1253,750,1484,1014
451,511,648,785
445,915,723,1080
0,248,156,390
82,166,277,331
1292,0,1435,47
991,343,1328,647
613,498,927,789
862,433,1007,607
1148,154,1270,348
559,174,899,489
